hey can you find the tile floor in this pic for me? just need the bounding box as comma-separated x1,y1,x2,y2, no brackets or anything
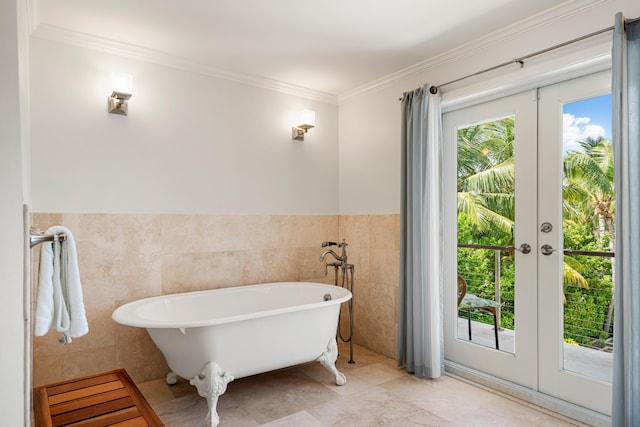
136,343,587,426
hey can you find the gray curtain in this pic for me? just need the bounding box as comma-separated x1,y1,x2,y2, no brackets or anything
397,84,444,378
612,12,640,427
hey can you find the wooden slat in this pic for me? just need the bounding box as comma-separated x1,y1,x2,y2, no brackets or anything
65,407,141,427
48,380,124,405
33,386,53,427
110,416,150,427
46,373,121,396
117,369,165,426
34,369,163,427
51,396,135,427
50,388,131,416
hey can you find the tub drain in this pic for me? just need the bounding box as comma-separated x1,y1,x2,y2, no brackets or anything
323,294,332,301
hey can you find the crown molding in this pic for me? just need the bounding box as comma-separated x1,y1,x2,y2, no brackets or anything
30,23,338,105
337,0,608,103
27,0,606,106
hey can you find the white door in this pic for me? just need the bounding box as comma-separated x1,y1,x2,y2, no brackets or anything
538,71,612,415
443,71,613,415
443,89,539,390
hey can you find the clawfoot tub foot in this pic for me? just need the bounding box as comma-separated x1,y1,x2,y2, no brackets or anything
166,372,178,385
317,337,347,386
189,362,234,427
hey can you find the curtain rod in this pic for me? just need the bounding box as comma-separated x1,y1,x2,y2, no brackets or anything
399,15,640,100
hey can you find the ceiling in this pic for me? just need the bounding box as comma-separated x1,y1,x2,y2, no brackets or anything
33,0,572,97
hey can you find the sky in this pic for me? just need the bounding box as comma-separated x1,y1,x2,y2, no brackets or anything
562,94,612,152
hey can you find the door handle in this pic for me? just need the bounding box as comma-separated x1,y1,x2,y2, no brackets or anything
515,243,531,254
541,244,554,256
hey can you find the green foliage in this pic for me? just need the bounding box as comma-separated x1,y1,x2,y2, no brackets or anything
457,118,515,236
457,122,614,349
563,220,614,345
458,212,515,329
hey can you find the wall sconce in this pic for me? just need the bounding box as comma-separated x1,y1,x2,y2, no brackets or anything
108,72,133,115
292,109,315,141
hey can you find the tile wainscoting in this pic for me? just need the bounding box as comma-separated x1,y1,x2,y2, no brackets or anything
31,213,400,386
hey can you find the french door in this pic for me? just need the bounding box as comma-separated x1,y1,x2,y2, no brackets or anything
443,71,613,415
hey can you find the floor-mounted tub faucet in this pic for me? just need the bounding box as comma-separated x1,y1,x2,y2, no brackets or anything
319,240,355,363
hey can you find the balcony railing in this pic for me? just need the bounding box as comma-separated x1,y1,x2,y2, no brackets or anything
457,244,615,352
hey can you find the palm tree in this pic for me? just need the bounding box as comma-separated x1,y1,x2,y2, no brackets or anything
563,136,615,250
457,117,589,303
457,124,615,342
563,136,615,334
457,117,515,240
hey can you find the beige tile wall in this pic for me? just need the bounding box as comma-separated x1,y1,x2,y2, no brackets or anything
340,214,400,359
31,213,399,386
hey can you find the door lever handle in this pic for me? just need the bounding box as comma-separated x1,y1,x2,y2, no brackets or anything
541,244,554,256
514,243,531,254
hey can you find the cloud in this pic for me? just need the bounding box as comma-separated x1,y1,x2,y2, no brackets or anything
563,113,605,152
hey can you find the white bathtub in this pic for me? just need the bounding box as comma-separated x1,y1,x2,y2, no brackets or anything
112,281,351,427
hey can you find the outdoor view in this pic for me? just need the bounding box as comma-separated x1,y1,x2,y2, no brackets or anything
456,94,614,379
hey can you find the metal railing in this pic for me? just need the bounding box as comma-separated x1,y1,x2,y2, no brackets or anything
458,243,514,329
457,244,615,351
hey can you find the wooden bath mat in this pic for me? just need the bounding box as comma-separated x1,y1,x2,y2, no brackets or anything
33,368,163,426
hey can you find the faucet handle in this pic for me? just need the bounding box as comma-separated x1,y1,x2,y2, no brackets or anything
324,262,341,276
322,241,337,247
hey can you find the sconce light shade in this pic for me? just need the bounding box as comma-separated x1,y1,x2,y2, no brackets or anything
292,109,316,141
299,109,315,127
108,72,133,115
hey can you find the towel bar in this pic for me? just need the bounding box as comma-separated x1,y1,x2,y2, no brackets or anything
29,228,67,248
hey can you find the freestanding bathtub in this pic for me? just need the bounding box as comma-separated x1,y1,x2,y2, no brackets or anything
112,281,352,427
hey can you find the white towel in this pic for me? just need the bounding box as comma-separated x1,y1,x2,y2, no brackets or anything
34,226,89,343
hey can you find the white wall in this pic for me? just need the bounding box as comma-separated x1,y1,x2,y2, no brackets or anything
0,0,29,424
338,0,640,214
30,38,339,214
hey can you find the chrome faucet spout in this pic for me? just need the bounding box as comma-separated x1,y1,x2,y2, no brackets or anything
319,249,342,262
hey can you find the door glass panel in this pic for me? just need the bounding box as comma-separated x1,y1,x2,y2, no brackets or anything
561,94,614,382
457,115,515,353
